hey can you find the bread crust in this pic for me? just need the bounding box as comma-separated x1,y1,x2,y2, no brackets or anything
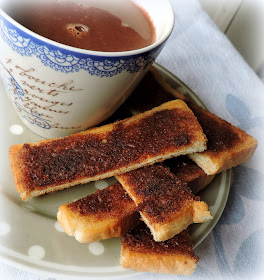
117,165,212,242
121,223,199,275
121,250,197,275
57,183,139,243
9,99,207,200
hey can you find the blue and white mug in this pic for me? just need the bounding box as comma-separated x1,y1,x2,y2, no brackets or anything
0,0,174,138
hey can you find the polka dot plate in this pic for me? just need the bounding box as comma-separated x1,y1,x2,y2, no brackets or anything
0,63,231,279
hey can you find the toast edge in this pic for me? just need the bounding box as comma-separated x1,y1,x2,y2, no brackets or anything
121,243,198,275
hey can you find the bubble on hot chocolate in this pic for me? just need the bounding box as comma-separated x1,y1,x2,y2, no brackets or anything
66,23,89,38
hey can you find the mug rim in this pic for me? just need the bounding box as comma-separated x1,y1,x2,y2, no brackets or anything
0,0,175,57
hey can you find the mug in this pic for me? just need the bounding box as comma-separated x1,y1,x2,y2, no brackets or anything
0,0,174,138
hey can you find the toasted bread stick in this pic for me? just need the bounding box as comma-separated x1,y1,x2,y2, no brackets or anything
124,67,258,175
57,183,139,243
121,223,199,275
9,100,207,200
116,164,212,242
182,101,258,174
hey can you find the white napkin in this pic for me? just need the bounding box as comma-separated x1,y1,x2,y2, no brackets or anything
1,0,264,279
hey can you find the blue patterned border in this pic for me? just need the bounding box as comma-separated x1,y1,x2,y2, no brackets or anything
0,15,160,76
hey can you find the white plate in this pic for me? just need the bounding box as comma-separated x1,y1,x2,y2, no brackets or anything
0,63,231,279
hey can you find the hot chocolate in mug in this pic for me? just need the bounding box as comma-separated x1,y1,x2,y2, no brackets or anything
0,0,174,138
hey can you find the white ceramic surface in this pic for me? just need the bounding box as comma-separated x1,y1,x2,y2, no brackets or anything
0,0,174,138
0,63,231,279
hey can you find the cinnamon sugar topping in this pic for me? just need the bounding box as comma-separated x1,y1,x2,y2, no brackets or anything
182,101,240,154
118,165,199,223
21,107,196,190
68,183,136,219
122,222,198,259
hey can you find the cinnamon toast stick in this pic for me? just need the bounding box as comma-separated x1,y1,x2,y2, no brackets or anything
57,182,138,243
116,164,212,242
9,100,207,200
121,223,199,275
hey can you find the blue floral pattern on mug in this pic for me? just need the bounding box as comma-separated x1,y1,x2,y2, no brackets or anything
0,18,159,76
